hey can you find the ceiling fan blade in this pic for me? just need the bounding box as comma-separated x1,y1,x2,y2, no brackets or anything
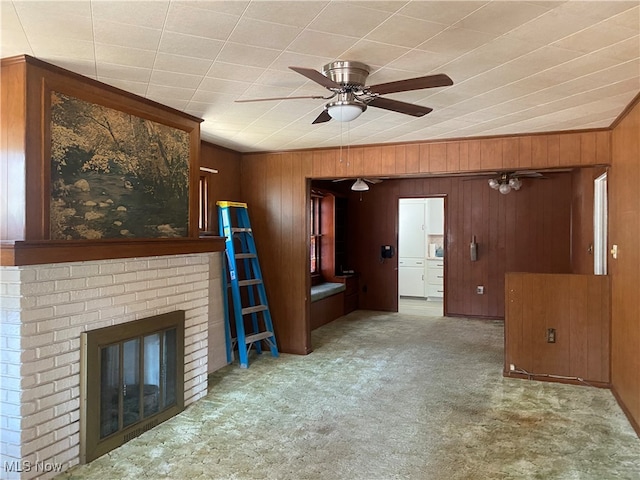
368,73,453,95
367,97,433,117
289,66,341,90
235,95,327,103
312,110,332,124
363,178,383,184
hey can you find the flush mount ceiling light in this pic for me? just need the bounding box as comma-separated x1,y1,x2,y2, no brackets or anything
327,101,366,122
489,173,522,195
351,178,370,191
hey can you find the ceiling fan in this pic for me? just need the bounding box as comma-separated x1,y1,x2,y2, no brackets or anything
236,60,453,124
333,177,383,191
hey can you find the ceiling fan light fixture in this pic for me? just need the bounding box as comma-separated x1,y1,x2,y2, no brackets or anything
509,177,522,190
327,101,366,122
351,178,369,191
488,178,500,190
499,183,512,195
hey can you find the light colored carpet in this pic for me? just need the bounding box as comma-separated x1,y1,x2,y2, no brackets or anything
59,310,640,479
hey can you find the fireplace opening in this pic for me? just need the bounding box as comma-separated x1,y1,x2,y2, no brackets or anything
81,311,185,463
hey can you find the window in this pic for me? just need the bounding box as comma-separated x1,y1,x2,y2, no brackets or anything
198,167,218,233
310,193,322,274
199,175,209,231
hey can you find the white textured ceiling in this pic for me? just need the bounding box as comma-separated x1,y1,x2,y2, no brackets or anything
2,0,639,153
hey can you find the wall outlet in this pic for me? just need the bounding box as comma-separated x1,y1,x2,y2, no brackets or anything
547,328,556,343
476,285,484,294
509,364,516,371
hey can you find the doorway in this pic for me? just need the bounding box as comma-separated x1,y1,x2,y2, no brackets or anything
398,197,445,316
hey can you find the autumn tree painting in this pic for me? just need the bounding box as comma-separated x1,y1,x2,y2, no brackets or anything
50,92,190,239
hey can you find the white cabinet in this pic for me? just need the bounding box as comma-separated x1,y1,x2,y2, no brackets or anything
399,201,426,258
398,258,425,297
399,198,445,299
425,259,444,298
426,198,444,234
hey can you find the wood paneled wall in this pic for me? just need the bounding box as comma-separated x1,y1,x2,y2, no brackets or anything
241,129,610,354
505,273,610,385
346,173,573,317
200,141,242,235
310,130,610,179
240,152,312,355
610,95,640,434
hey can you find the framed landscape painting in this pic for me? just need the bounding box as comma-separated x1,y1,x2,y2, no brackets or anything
50,91,190,240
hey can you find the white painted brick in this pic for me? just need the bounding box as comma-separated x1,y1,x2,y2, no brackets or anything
147,257,169,269
1,297,21,309
36,291,71,307
36,341,71,359
69,263,100,277
85,297,113,311
99,284,125,297
28,436,67,462
69,311,100,326
53,327,83,342
36,390,72,412
35,316,71,334
37,266,71,281
125,259,149,271
22,332,55,350
96,305,125,320
112,271,137,284
124,280,149,292
148,278,168,289
86,275,114,288
36,414,69,437
136,269,158,280
21,383,55,403
36,365,71,385
69,288,101,301
53,397,79,417
21,307,56,323
21,407,55,430
98,261,126,274
53,302,87,316
53,351,80,368
146,298,167,310
112,292,137,306
0,267,22,282
53,421,78,442
124,302,149,314
54,277,87,291
168,257,188,267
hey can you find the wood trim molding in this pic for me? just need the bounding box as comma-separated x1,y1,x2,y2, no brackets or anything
610,91,640,130
0,237,225,266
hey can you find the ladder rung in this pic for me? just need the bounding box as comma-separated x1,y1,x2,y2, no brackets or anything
232,227,252,233
236,253,256,259
245,331,274,344
242,305,268,315
238,279,262,287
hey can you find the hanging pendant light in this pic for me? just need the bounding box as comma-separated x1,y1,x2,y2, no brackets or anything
351,178,369,191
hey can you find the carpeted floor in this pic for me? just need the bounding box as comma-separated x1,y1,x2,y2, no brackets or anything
59,310,640,479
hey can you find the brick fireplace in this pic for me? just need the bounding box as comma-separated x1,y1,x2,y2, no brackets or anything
0,252,226,479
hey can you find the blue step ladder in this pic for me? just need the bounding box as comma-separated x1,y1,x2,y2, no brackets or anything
217,201,279,368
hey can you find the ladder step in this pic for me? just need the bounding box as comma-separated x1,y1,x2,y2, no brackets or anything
236,253,256,259
245,331,274,344
238,279,262,287
232,227,252,233
242,304,268,315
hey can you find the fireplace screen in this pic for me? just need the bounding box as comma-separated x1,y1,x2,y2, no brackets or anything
81,311,184,463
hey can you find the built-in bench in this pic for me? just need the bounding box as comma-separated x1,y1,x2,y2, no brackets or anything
310,282,346,330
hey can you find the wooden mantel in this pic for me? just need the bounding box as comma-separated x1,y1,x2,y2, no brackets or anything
1,237,226,266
